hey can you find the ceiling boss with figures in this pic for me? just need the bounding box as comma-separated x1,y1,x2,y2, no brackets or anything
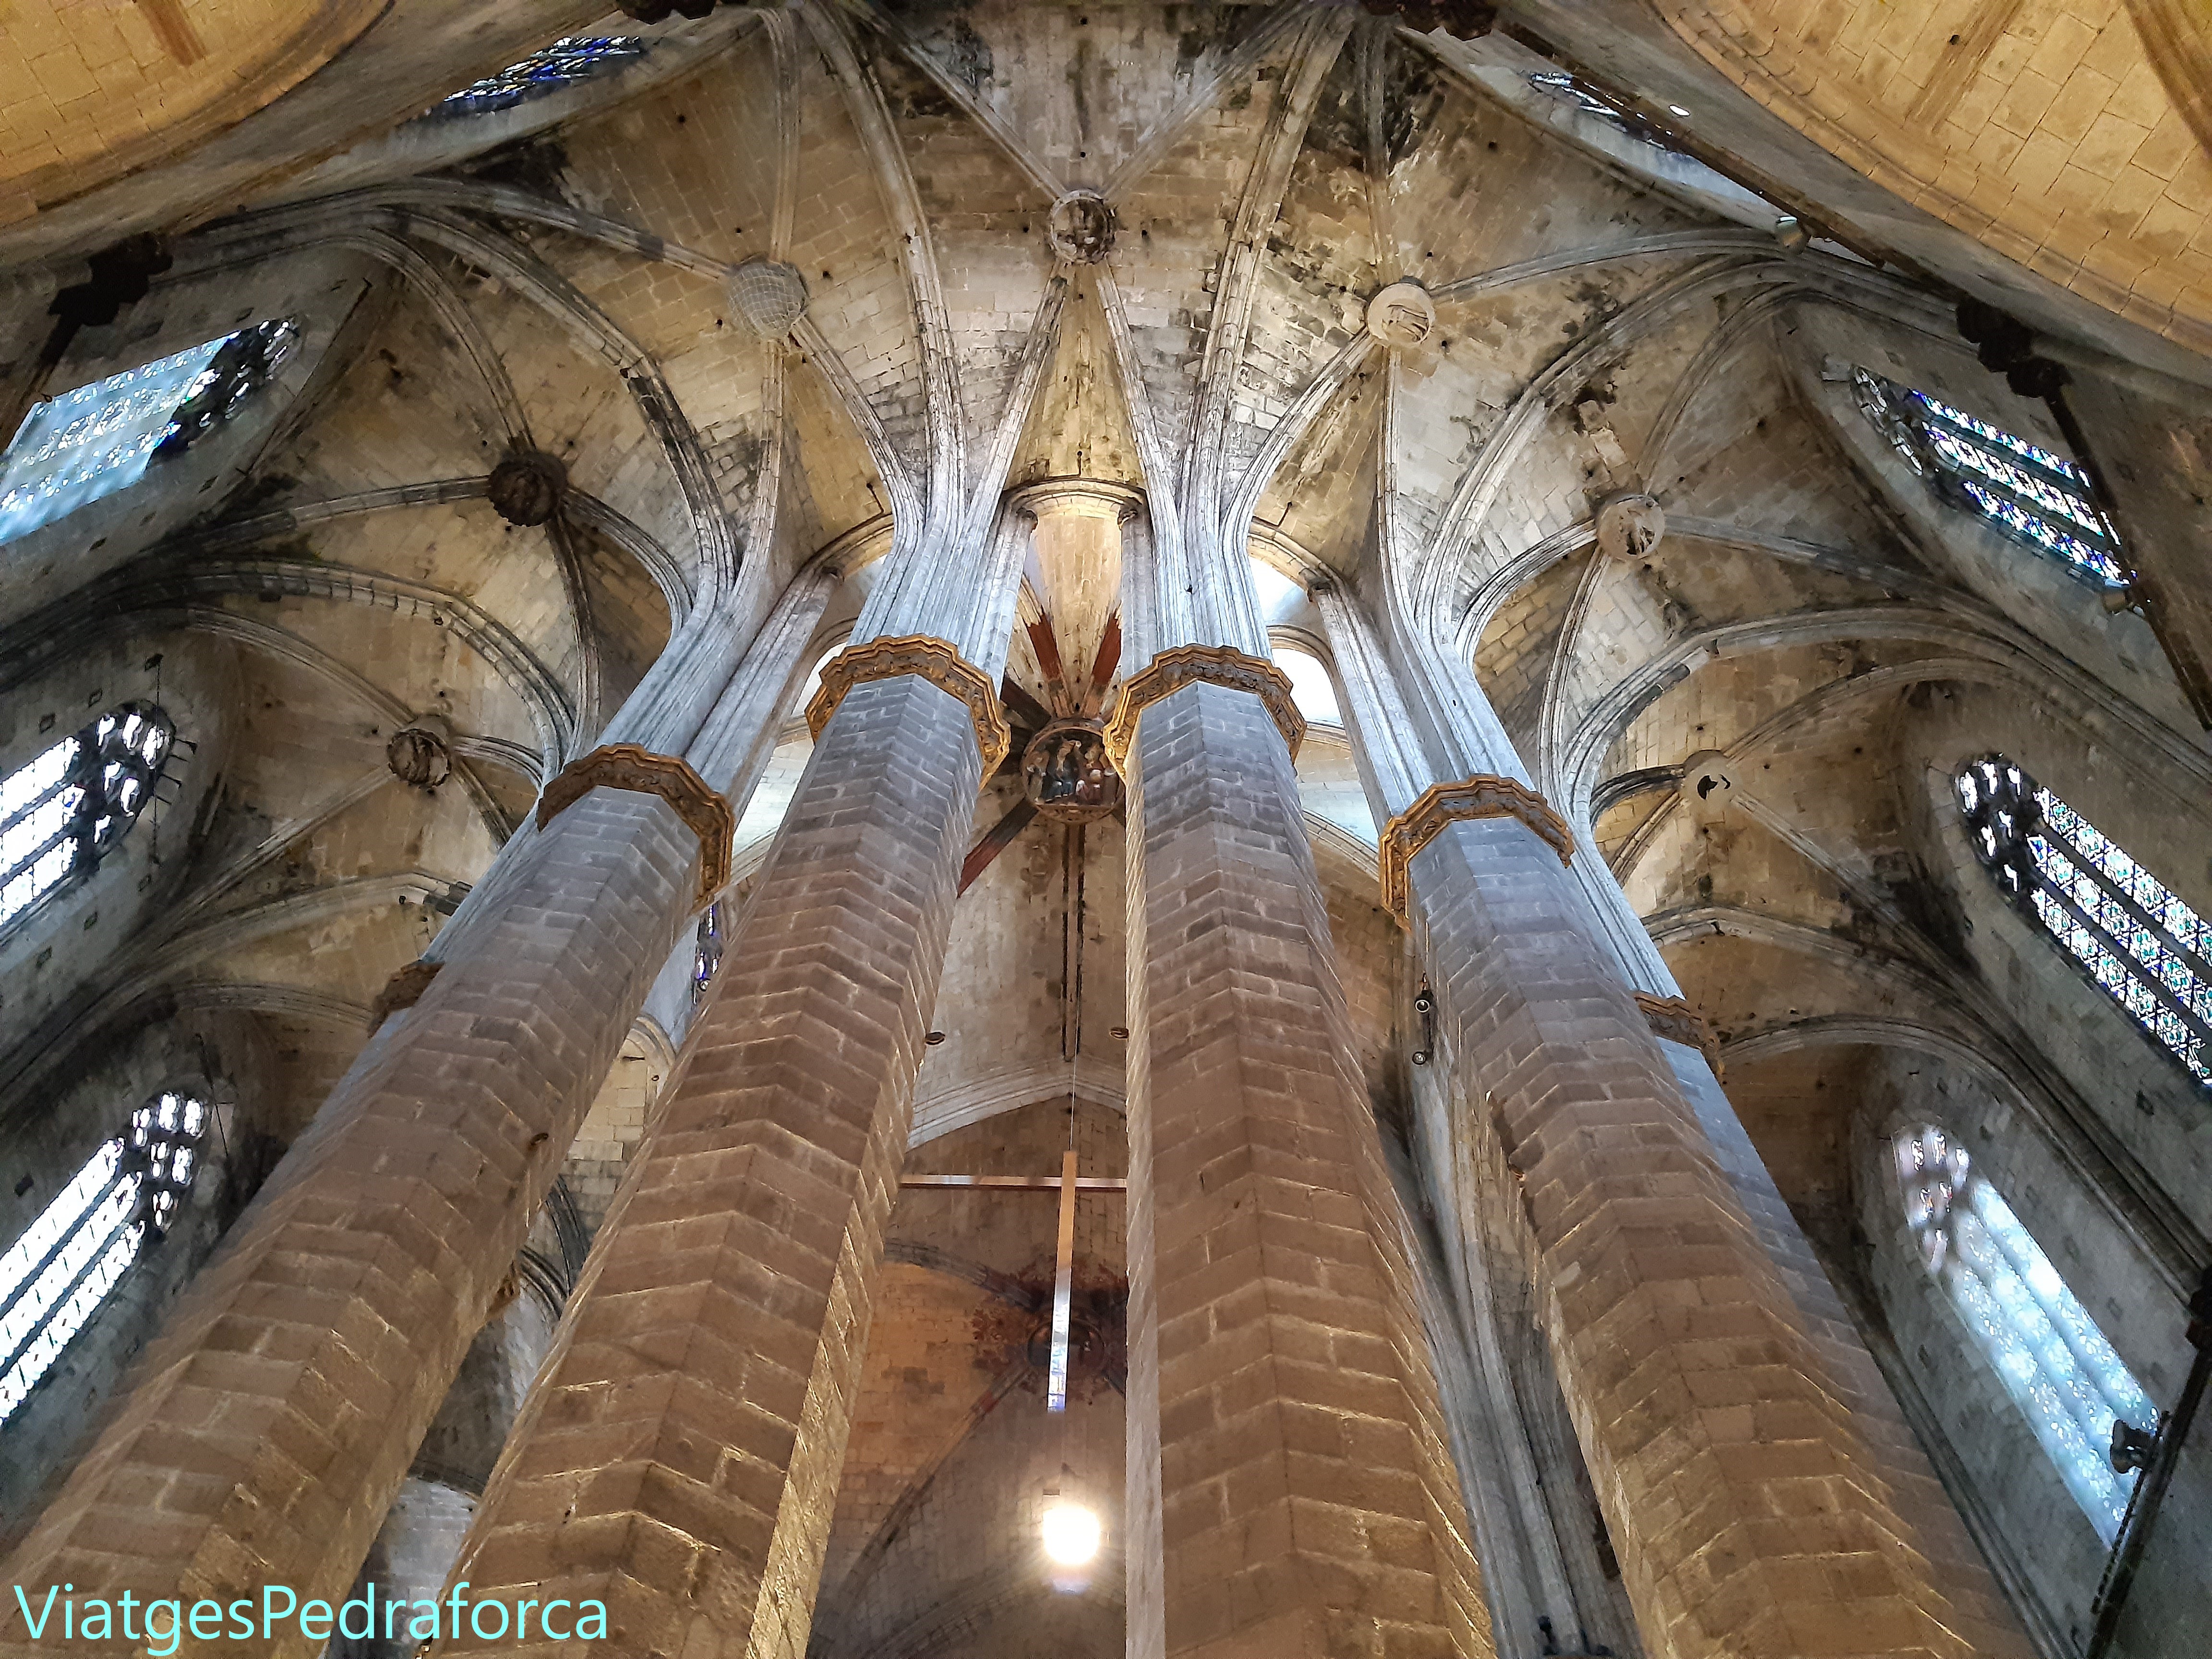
0,5,2209,1659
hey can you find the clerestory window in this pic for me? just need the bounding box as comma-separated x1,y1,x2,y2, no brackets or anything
1,702,173,936
0,1091,210,1427
1853,369,2123,587
1526,71,1673,148
1895,1124,2155,1541
0,321,296,547
1957,756,2210,1088
436,36,647,117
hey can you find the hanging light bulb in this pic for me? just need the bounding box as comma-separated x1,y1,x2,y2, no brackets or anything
1040,1497,1102,1568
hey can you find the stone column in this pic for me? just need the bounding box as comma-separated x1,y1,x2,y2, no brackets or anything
427,507,1025,1658
333,1263,565,1659
1116,536,1490,1659
1319,578,1610,1656
1315,579,2033,1659
0,568,835,1655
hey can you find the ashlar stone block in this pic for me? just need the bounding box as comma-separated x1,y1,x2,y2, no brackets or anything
430,673,983,1659
1123,679,1492,1659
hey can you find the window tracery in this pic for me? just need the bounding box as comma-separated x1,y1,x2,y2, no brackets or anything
1956,756,2211,1087
0,1091,210,1427
436,37,647,116
0,320,297,546
1894,1124,2154,1541
0,702,174,935
1852,369,2124,585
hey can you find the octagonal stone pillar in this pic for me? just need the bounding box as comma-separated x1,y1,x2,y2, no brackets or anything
425,487,1032,1656
1115,519,1491,1659
0,567,836,1656
1312,577,2034,1659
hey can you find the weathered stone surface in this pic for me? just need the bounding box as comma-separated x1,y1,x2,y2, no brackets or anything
0,787,702,1659
433,672,983,1659
1124,678,1491,1659
1406,813,2033,1659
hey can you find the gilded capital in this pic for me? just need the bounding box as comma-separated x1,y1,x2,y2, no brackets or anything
536,743,734,907
1101,643,1306,773
804,634,1011,778
1378,774,1574,923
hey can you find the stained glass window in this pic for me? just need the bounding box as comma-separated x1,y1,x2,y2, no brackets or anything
1854,369,2124,586
1957,756,2210,1087
1895,1124,2155,1542
1526,72,1671,148
1,702,173,936
0,320,297,546
0,1091,209,1427
437,37,647,117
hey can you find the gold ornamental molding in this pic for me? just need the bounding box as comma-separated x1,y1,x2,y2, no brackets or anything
805,634,1011,778
1635,992,1725,1082
1377,775,1574,923
535,744,734,906
1101,643,1307,772
368,959,442,1034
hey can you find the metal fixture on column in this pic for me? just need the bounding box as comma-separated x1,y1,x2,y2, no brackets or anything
2085,1265,2212,1659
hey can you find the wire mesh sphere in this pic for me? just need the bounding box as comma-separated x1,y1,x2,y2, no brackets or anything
726,258,810,339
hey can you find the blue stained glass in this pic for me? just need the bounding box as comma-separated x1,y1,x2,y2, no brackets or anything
1898,1125,2151,1542
1959,481,2126,583
1910,388,2084,481
1979,759,2212,1087
1924,425,2111,538
438,37,647,117
0,338,231,545
1853,370,2127,585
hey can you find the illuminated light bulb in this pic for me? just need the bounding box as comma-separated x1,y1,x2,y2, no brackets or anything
1041,1500,1102,1567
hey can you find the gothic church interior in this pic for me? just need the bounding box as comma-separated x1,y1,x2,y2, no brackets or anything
0,2,2209,1657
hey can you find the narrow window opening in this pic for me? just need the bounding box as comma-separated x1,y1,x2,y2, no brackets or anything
693,901,725,1006
1853,369,2123,586
0,1091,211,1426
1895,1123,2154,1541
0,321,297,546
435,37,648,117
1,701,175,936
1957,755,2210,1086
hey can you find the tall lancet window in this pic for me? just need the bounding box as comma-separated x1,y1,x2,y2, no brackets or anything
436,36,646,116
1,702,173,935
1957,755,2211,1086
1852,369,2124,586
1895,1124,2155,1541
0,1091,210,1426
0,320,296,546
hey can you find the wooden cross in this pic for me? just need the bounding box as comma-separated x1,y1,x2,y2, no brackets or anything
900,1153,1126,1410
